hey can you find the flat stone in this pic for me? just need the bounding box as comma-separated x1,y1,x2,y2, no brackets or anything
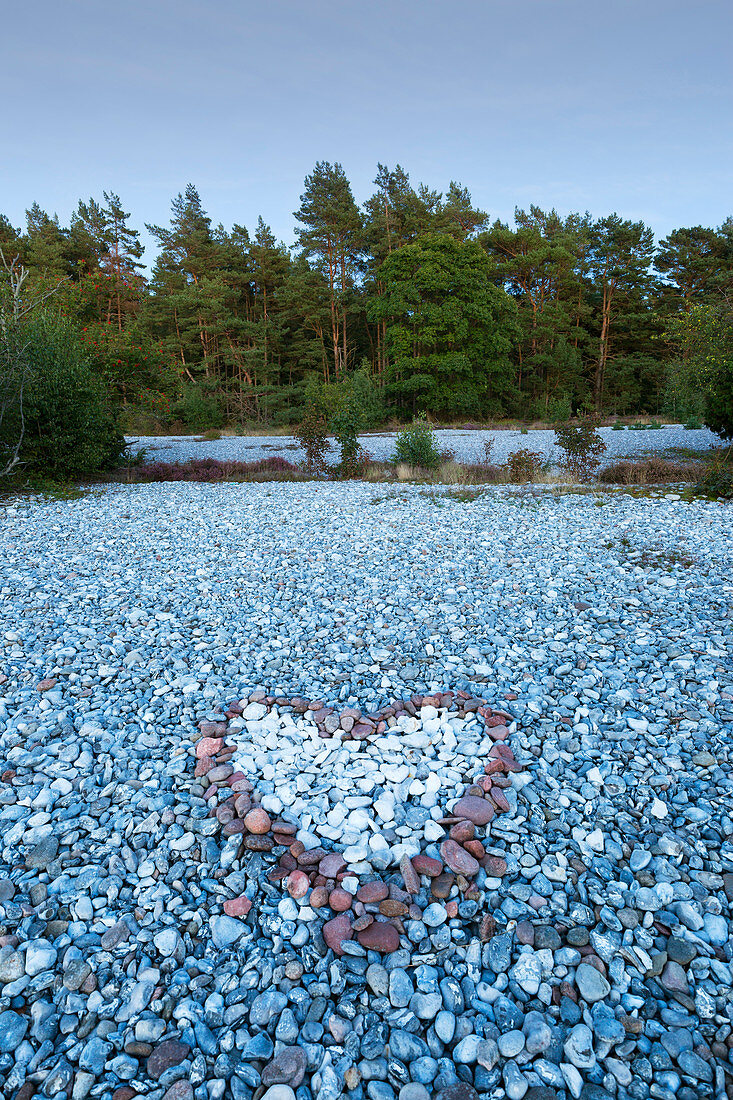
440,839,479,876
453,794,494,825
357,920,400,953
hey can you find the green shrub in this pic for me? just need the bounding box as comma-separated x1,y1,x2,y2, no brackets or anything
173,383,224,430
507,448,544,482
611,421,626,430
554,419,607,480
294,408,332,473
1,318,125,478
393,415,441,469
684,417,703,430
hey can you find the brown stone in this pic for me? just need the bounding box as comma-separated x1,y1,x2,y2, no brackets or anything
432,872,455,898
356,920,400,953
243,808,271,834
319,852,346,877
449,820,475,843
463,840,485,860
440,839,480,876
112,1090,138,1100
483,855,508,877
489,787,511,813
242,834,273,851
400,854,420,894
357,881,389,904
452,795,494,826
207,764,233,783
516,920,535,945
379,899,408,918
329,889,352,912
147,1041,190,1080
162,1084,193,1100
195,736,223,759
310,886,329,908
37,678,57,692
412,854,443,877
223,896,251,917
322,913,353,955
262,1046,308,1089
286,871,310,899
486,724,509,741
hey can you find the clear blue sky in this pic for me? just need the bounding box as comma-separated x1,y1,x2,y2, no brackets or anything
2,0,731,263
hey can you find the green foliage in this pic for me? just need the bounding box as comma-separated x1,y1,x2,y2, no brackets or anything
393,414,442,469
294,408,332,473
695,451,733,498
554,419,607,480
173,383,224,430
370,234,518,417
663,303,733,439
1,318,125,477
507,448,544,482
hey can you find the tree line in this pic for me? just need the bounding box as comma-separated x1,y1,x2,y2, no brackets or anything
2,164,732,431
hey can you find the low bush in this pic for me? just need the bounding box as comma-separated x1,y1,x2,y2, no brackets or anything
1,317,126,478
393,415,442,469
599,458,698,484
126,456,302,483
294,409,332,474
554,419,607,480
507,448,544,482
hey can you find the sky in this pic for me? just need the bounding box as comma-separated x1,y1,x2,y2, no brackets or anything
2,0,732,265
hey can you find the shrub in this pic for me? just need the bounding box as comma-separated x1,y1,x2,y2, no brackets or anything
684,417,703,430
173,384,224,430
128,457,300,482
611,421,626,430
0,317,125,478
599,458,698,484
694,451,733,498
393,415,441,469
507,448,544,482
554,419,607,480
294,408,332,474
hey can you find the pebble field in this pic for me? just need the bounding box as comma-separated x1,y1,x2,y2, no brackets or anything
127,425,721,468
0,480,732,1100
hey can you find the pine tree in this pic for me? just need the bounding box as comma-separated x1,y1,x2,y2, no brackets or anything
294,162,362,380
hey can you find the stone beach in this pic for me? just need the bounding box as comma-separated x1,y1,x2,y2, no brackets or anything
0,480,731,1100
127,424,720,469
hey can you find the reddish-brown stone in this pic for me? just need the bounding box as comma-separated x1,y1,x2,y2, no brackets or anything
482,855,508,877
356,920,400,953
453,795,494,826
463,840,485,860
286,871,310,899
310,886,329,908
357,881,389,904
379,899,408,917
223,895,252,917
147,1041,190,1081
449,820,475,843
440,840,480,876
329,889,352,912
399,854,420,894
412,854,443,877
432,872,455,898
323,913,353,955
319,852,346,878
195,736,223,759
243,808,271,834
489,787,510,813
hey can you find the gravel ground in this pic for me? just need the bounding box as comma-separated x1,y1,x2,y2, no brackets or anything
127,426,722,468
0,482,731,1100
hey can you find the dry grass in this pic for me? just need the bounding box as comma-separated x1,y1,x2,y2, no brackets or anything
599,457,700,485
